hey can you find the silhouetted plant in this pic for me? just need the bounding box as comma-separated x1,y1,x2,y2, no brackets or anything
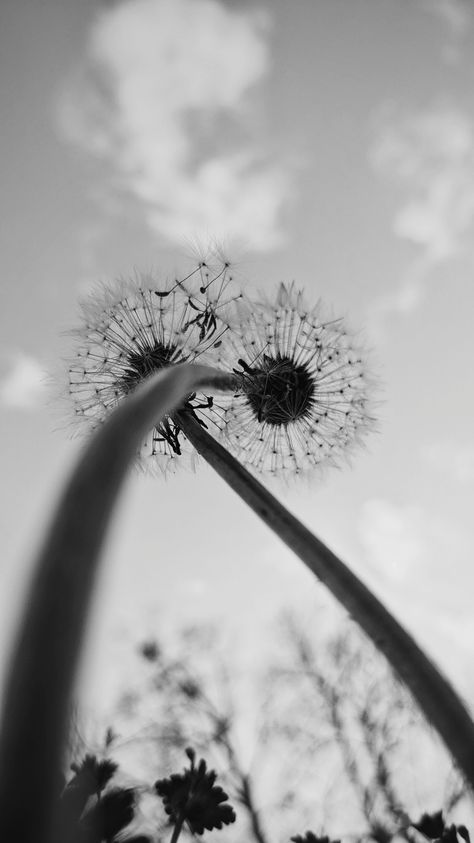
411,811,471,843
121,626,271,843
155,747,236,840
291,834,340,843
288,813,473,843
56,753,146,843
106,618,468,843
56,741,472,843
413,811,446,839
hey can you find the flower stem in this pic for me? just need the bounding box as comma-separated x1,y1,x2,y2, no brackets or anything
169,814,185,843
0,364,236,843
177,413,474,789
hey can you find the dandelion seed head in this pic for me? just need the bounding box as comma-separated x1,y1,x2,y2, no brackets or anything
66,261,239,474
216,283,376,477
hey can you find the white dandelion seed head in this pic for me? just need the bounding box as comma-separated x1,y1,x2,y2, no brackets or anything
65,262,240,475
215,282,377,477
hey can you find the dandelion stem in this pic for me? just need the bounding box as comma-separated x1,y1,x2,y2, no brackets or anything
177,413,474,790
0,364,236,843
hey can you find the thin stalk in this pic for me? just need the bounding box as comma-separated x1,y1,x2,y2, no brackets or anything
0,364,236,843
169,814,185,843
239,774,270,843
177,413,474,789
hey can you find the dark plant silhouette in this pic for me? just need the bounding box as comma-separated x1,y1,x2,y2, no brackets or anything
413,811,446,839
291,835,340,843
411,811,471,843
59,749,472,843
155,747,236,839
56,754,147,843
60,691,472,843
115,625,272,843
106,618,468,843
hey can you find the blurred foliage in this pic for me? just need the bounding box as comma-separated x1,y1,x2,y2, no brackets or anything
67,614,470,843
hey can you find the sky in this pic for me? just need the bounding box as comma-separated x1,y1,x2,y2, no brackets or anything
1,0,474,746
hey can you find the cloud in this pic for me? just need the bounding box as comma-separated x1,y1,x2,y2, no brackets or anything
57,0,289,251
419,0,471,38
369,105,474,331
0,353,47,409
421,440,474,484
372,106,474,259
418,0,471,63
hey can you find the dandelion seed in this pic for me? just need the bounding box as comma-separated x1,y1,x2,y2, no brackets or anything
216,283,376,476
66,261,239,473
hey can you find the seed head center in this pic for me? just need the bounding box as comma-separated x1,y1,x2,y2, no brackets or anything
120,342,177,392
243,355,314,425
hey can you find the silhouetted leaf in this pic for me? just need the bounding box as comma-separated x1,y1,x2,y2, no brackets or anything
413,812,445,839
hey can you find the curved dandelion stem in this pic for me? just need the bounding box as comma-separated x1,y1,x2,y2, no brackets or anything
0,364,236,843
177,413,474,790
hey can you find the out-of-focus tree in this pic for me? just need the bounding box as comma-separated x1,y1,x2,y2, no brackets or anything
102,614,468,843
262,616,468,841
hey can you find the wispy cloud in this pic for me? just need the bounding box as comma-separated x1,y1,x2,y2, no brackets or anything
369,104,474,331
419,0,471,38
418,0,472,64
57,0,289,251
0,352,47,410
373,107,474,258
